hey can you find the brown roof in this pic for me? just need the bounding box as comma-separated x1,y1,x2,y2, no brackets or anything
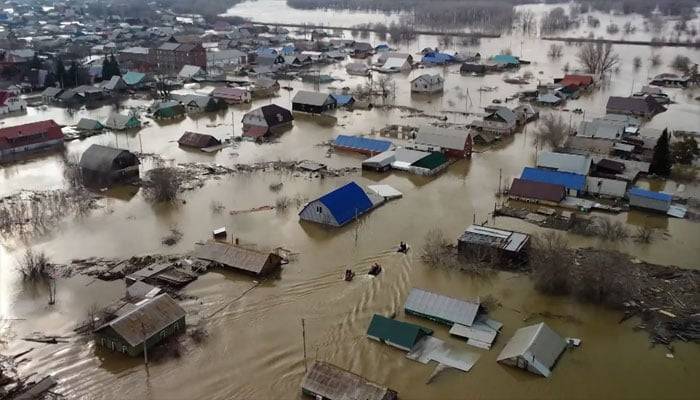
509,178,566,203
606,96,666,115
301,361,397,400
178,131,221,148
192,241,282,275
596,158,625,173
94,294,185,347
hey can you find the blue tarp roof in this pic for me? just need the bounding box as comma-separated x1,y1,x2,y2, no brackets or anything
123,71,145,85
333,135,393,153
628,187,672,202
317,182,373,226
521,167,585,191
492,54,519,65
330,94,355,106
421,52,454,64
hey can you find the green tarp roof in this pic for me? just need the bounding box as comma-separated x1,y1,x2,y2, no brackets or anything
411,152,447,170
366,314,432,350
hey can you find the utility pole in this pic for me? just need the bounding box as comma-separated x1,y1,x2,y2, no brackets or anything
141,321,149,372
301,318,307,373
498,168,502,196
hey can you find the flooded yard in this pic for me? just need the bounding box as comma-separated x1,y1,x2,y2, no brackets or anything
2,1,700,399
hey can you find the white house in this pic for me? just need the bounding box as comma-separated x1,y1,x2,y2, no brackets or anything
411,74,444,93
0,91,26,115
379,55,411,73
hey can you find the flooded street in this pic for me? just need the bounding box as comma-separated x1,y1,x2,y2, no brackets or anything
2,1,700,399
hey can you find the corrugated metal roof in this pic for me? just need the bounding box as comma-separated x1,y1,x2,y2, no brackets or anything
521,167,586,191
292,90,334,107
536,152,591,176
314,182,373,226
178,131,220,148
393,148,431,164
628,187,672,202
404,288,480,327
416,126,470,151
79,144,137,173
94,294,185,347
301,361,396,400
333,135,393,154
458,225,529,253
411,151,447,170
192,241,281,275
509,178,566,203
497,322,566,377
366,314,432,350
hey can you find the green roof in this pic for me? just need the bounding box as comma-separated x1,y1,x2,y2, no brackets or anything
366,314,432,350
411,152,448,170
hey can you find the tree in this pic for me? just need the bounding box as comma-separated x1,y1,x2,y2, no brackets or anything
649,129,672,177
110,54,121,77
670,55,691,74
576,42,620,76
102,56,113,81
143,167,182,202
29,54,42,70
536,114,569,148
547,44,563,59
671,136,699,164
55,58,66,88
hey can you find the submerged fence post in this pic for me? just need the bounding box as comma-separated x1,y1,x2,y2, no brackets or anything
301,318,307,373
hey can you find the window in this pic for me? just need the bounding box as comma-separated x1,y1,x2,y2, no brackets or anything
122,345,127,353
316,206,322,213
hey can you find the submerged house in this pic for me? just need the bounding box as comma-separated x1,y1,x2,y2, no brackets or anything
404,288,480,327
520,167,586,197
298,182,382,227
93,294,186,357
627,187,672,213
151,100,185,119
497,322,567,378
178,131,221,149
301,361,398,400
457,225,530,260
292,91,337,114
104,114,141,130
211,87,251,104
366,314,433,352
76,118,104,132
346,62,370,76
192,241,284,276
414,126,472,158
606,96,666,118
125,263,197,288
536,152,592,176
0,120,64,162
508,178,566,205
332,135,393,156
411,74,444,93
79,144,140,185
241,104,294,141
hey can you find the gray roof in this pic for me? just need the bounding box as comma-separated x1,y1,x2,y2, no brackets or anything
404,288,480,326
577,120,624,140
79,144,135,173
126,263,173,281
489,107,517,125
416,126,470,151
41,87,62,97
76,118,103,131
292,90,333,106
458,225,529,253
178,65,203,78
158,42,180,51
497,322,567,377
411,74,443,84
536,151,591,176
94,294,185,347
301,361,395,400
393,148,431,164
126,281,161,300
192,241,281,275
104,113,135,129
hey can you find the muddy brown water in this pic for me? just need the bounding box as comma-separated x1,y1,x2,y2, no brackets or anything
2,3,700,399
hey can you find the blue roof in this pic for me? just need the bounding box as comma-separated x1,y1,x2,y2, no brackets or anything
123,71,145,85
521,167,585,191
330,94,355,106
628,187,672,202
281,45,296,55
256,47,277,56
316,182,373,226
375,44,389,50
333,135,393,153
492,54,519,65
421,52,454,64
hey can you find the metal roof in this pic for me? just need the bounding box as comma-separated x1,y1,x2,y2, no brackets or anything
292,90,334,107
301,361,396,400
577,120,624,140
607,95,666,115
94,294,185,347
404,288,480,327
509,178,566,203
521,167,586,191
333,135,393,154
497,322,567,378
393,147,431,164
311,182,373,226
416,126,470,151
79,144,137,173
192,241,281,275
123,71,146,86
178,131,220,148
366,314,433,350
536,151,592,176
362,150,395,167
628,187,672,202
458,225,529,253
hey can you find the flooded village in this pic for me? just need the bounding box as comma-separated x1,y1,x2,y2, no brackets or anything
1,0,699,399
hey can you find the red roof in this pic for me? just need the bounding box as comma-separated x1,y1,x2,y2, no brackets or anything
0,91,11,107
560,74,594,87
0,120,63,150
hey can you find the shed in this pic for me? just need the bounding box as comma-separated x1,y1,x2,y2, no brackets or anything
457,225,530,259
301,361,397,400
333,135,393,156
178,131,221,149
76,118,104,131
585,176,628,198
421,52,454,65
410,151,448,173
330,94,355,107
627,187,672,213
521,167,585,196
93,294,186,357
497,322,567,377
192,241,283,276
362,150,395,172
299,182,379,227
404,288,480,327
366,314,433,351
292,91,336,114
391,148,432,171
491,54,519,67
79,144,139,185
509,178,566,204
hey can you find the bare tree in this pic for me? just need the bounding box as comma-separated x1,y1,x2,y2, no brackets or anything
671,55,692,74
547,44,563,59
143,167,182,202
421,228,452,267
576,42,620,76
633,56,642,70
376,75,395,100
536,114,569,149
529,232,571,295
650,53,662,67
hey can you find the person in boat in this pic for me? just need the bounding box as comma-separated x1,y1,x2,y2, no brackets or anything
398,241,408,253
368,263,382,276
344,269,355,281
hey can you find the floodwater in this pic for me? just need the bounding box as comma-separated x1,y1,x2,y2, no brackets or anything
2,2,700,400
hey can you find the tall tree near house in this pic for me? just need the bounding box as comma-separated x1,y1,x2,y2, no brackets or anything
29,53,42,70
102,56,113,80
55,58,66,88
110,54,122,77
649,129,672,177
576,42,620,76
